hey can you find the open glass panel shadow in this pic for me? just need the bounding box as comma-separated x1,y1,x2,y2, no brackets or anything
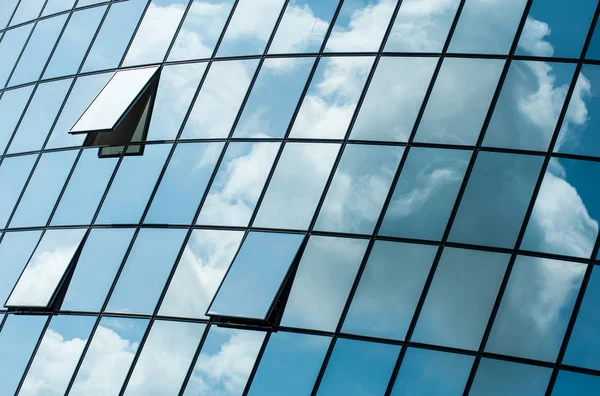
68,66,160,158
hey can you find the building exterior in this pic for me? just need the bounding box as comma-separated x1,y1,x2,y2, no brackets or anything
1,0,600,394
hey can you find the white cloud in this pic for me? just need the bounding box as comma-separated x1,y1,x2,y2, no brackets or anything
268,3,330,54
518,16,554,57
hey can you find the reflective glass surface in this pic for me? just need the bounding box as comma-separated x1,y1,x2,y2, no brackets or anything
0,230,42,305
10,0,45,26
42,0,76,17
0,154,36,228
553,371,600,395
0,85,34,154
0,0,19,29
0,23,34,87
470,358,551,396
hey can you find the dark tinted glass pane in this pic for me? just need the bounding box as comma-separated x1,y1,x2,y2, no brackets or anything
552,371,600,396
470,358,551,396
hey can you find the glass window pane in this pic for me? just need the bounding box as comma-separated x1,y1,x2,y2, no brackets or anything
208,231,303,319
95,144,171,224
42,0,76,16
350,57,437,142
565,267,600,370
146,62,207,141
315,144,402,234
234,57,314,138
168,0,235,61
449,0,528,55
145,142,224,224
197,142,279,227
0,314,47,396
484,61,576,151
7,79,72,154
380,147,469,241
62,228,135,312
71,66,158,133
123,0,187,67
555,65,600,156
449,152,543,248
5,228,86,308
82,0,147,72
318,338,399,396
289,56,374,139
282,236,368,331
268,0,337,54
124,320,206,395
20,315,96,396
183,327,265,395
587,21,600,60
391,348,473,396
44,6,106,79
470,358,551,396
46,72,113,149
385,0,460,52
10,0,45,26
51,148,118,226
0,85,34,154
0,155,36,228
522,158,600,258
70,317,149,395
159,230,244,319
485,255,585,361
0,230,42,305
0,23,34,87
325,0,395,52
0,0,18,29
77,0,107,6
412,248,508,350
10,150,78,228
253,142,340,230
415,58,504,145
517,0,596,58
106,228,187,315
553,371,600,395
249,332,330,396
181,59,259,139
216,0,285,57
9,14,68,87
343,241,436,340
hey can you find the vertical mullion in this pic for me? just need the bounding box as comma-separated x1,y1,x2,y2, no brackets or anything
13,314,53,396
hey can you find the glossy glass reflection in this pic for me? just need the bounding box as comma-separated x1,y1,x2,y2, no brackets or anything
159,230,244,319
20,315,95,396
216,0,285,56
124,320,206,395
10,150,78,228
318,338,399,396
168,0,235,61
7,79,72,154
0,23,34,87
42,0,76,16
70,317,149,395
10,0,45,26
484,61,575,151
449,0,527,55
522,158,600,258
5,228,85,308
44,6,106,79
469,358,551,396
449,152,543,248
315,144,402,234
350,57,437,142
0,231,42,305
0,85,34,154
208,231,303,319
282,236,368,331
415,58,503,145
123,0,187,66
184,326,265,395
343,241,436,340
234,57,314,138
0,0,18,29
0,315,47,396
82,0,147,72
197,142,279,226
380,147,469,240
106,228,186,315
412,248,508,350
391,348,473,396
145,142,224,224
553,371,600,395
181,59,259,139
385,0,459,52
248,332,330,396
253,143,340,230
0,155,36,228
486,256,585,361
517,0,596,58
290,56,373,138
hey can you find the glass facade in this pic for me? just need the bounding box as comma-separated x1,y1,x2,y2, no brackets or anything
1,0,600,395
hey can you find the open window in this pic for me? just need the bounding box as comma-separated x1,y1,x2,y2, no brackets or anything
69,66,160,158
